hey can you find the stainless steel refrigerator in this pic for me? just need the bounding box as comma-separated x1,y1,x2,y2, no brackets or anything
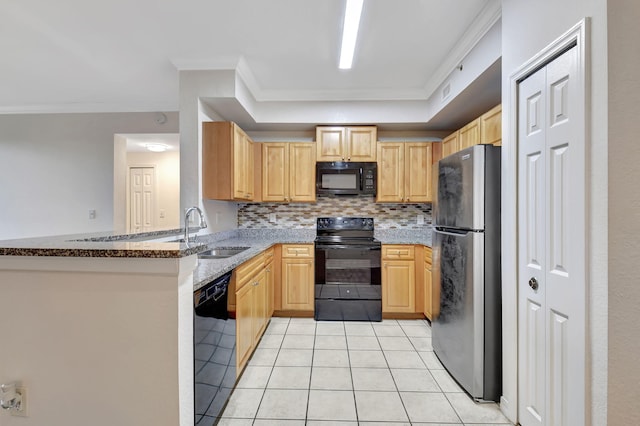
432,144,502,402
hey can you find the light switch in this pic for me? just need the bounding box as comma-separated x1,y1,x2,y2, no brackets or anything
417,214,425,225
89,209,96,220
269,213,277,223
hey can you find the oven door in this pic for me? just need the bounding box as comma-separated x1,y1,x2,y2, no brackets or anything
314,244,382,321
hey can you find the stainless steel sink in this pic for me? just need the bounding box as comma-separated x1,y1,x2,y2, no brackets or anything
198,247,250,259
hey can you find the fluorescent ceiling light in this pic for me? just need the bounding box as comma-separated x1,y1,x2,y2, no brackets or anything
145,143,169,152
339,0,364,69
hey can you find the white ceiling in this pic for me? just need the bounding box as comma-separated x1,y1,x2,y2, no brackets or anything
1,0,501,131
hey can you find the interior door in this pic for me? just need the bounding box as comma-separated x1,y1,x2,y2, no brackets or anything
129,167,155,233
517,45,586,426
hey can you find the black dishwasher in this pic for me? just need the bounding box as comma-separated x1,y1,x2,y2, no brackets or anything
194,271,236,425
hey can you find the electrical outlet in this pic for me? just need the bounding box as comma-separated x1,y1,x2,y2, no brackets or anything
88,209,96,220
159,209,165,219
269,213,277,223
417,214,425,225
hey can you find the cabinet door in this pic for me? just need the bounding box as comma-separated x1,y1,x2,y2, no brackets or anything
281,258,314,311
404,143,433,202
382,260,416,313
316,127,346,161
262,143,288,202
442,131,459,158
376,142,404,202
346,126,377,162
235,282,254,373
289,143,316,202
480,104,502,146
253,270,268,342
459,118,481,151
233,125,253,200
265,259,274,317
424,263,432,320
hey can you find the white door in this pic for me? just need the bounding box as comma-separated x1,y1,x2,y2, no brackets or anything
129,167,155,233
517,45,586,426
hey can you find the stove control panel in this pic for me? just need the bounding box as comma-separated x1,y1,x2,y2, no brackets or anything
316,217,374,231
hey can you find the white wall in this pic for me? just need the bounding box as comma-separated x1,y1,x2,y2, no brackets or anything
126,151,181,231
501,0,608,424
179,71,239,234
0,112,178,240
607,1,640,424
0,255,197,426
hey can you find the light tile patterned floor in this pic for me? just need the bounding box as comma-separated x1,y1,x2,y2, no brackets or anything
219,318,512,425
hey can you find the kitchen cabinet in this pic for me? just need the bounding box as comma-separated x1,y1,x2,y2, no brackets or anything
440,104,502,158
264,247,275,317
459,117,481,151
423,246,433,320
480,104,502,146
376,142,436,203
442,131,459,158
202,121,261,201
262,142,316,202
316,126,377,162
281,244,314,311
381,245,416,313
235,251,271,374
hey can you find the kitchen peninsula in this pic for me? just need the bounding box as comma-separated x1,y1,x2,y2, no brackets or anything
0,226,430,426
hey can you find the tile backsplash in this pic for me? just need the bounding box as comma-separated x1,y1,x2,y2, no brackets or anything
238,195,432,229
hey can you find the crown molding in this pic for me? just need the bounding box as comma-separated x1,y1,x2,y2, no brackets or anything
422,0,502,99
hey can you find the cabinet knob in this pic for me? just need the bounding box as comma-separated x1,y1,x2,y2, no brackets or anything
347,157,351,161
342,157,345,161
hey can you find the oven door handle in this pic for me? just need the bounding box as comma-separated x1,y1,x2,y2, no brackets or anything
315,244,381,250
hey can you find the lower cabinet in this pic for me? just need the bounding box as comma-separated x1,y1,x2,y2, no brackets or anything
281,244,314,311
423,246,433,320
235,251,270,375
381,245,416,314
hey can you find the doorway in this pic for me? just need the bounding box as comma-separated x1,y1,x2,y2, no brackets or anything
113,133,181,233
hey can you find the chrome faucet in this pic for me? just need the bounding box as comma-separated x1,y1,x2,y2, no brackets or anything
184,206,207,245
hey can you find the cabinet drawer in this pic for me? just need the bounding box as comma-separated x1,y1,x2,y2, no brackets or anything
281,244,313,258
424,246,432,266
263,247,275,262
382,245,415,260
236,253,264,290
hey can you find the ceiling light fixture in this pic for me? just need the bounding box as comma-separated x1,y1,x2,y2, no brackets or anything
145,143,169,152
338,0,364,69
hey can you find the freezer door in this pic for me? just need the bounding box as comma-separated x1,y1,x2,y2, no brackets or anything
433,145,486,230
432,228,485,399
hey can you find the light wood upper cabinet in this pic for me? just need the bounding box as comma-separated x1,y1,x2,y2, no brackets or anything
262,143,287,201
376,143,404,202
459,117,481,151
480,104,502,146
441,104,502,158
316,126,377,162
202,121,259,201
442,131,459,158
281,244,314,311
289,143,316,201
381,245,415,314
377,142,435,203
262,142,316,202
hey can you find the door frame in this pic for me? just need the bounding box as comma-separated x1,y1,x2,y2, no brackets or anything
502,18,590,422
126,164,157,233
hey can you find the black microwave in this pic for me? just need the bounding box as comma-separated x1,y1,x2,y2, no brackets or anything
316,162,377,196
